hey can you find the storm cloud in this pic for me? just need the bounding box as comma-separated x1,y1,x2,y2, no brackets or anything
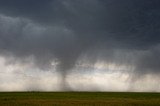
0,0,160,91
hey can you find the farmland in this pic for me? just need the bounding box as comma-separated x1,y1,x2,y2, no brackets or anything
0,92,160,106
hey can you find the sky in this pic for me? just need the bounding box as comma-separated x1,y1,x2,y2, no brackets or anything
0,0,160,91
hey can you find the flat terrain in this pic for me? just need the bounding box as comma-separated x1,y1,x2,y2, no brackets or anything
0,92,160,106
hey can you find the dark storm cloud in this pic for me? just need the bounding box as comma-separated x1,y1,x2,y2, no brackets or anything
0,0,160,90
0,0,160,48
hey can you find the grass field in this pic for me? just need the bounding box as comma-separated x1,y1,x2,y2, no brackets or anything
0,92,160,106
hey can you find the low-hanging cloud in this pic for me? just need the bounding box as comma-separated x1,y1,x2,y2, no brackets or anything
0,0,160,91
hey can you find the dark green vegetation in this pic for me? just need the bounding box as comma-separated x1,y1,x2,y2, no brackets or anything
0,92,160,106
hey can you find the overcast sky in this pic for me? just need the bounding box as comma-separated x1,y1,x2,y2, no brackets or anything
0,0,160,91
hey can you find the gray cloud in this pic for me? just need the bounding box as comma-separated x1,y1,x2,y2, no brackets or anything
0,0,160,90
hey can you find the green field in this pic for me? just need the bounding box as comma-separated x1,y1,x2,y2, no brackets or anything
0,92,160,106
